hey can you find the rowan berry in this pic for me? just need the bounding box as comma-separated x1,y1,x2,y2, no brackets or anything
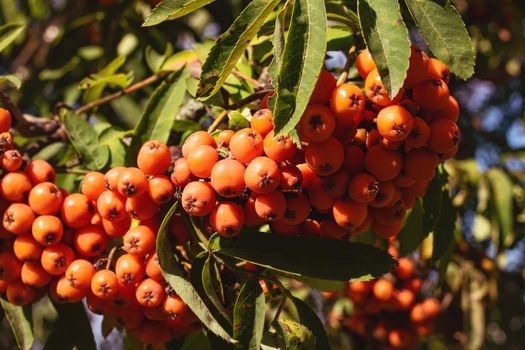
364,145,403,181
171,157,191,188
32,215,63,246
229,128,264,164
24,160,56,185
3,203,35,235
244,156,281,194
369,181,396,208
181,181,216,216
373,279,394,301
218,129,234,146
41,243,75,276
102,216,131,237
250,109,274,137
91,269,119,299
306,177,335,211
330,83,365,128
181,131,216,158
428,118,460,154
244,197,265,228
343,145,365,175
263,131,297,163
6,280,35,306
97,190,127,222
61,193,95,228
428,58,450,84
0,132,14,151
279,164,302,192
376,105,414,142
125,193,159,221
0,252,22,281
1,171,32,202
332,197,368,230
21,261,51,288
117,167,148,198
320,220,346,240
322,169,350,198
431,95,459,122
348,173,378,204
65,259,96,290
145,253,162,281
81,171,106,201
413,79,450,112
13,235,43,261
1,150,22,171
365,68,403,107
137,140,171,175
74,225,107,257
115,253,146,286
104,166,126,191
281,193,310,225
404,45,430,88
163,295,189,320
404,149,439,180
209,158,245,198
136,278,165,308
356,49,376,79
28,182,63,215
297,104,335,142
210,202,245,237
254,191,286,222
56,275,86,303
404,117,430,152
123,225,156,257
0,107,12,132
304,137,344,176
148,175,175,204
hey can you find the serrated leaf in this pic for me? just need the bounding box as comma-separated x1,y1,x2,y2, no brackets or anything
486,168,514,247
202,256,231,323
228,111,250,130
53,302,96,350
83,56,127,103
0,74,22,89
432,191,457,260
173,119,201,132
358,0,410,97
209,232,396,281
403,0,475,79
396,200,424,256
126,68,188,163
291,297,330,350
268,5,286,85
197,0,281,100
143,0,216,27
79,73,132,90
233,279,266,350
272,0,327,136
278,319,316,350
63,112,110,170
0,22,24,53
0,299,33,350
156,202,237,343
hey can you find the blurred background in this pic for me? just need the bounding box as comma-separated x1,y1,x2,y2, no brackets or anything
1,0,525,349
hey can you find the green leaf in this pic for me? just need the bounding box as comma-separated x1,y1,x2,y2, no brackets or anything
422,171,445,234
268,5,286,85
79,73,132,90
432,191,457,261
143,0,216,27
201,256,231,324
358,0,410,97
291,297,330,350
63,112,110,170
0,22,24,53
180,331,212,350
82,56,127,103
272,0,327,136
277,319,315,350
0,74,22,89
233,279,266,350
126,68,188,163
31,142,68,162
42,326,74,350
173,119,201,132
0,298,33,350
293,277,345,292
228,111,250,130
53,302,96,350
145,44,174,73
486,168,514,247
156,202,237,343
396,200,424,256
209,232,396,281
403,0,475,79
197,0,281,100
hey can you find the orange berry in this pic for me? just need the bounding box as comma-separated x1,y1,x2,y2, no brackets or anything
250,109,274,137
0,132,13,151
145,253,162,281
115,253,146,286
102,216,131,237
6,280,35,306
333,197,368,230
373,279,394,301
301,219,321,236
369,181,396,208
404,148,439,180
322,169,350,198
0,252,22,281
210,158,245,198
123,225,156,257
270,219,299,236
243,197,265,228
388,329,417,349
21,261,52,288
13,234,43,261
330,83,365,128
297,104,336,142
431,95,459,122
244,156,281,194
163,295,189,320
263,131,297,163
137,140,171,175
304,137,344,176
125,193,159,221
376,105,414,142
279,164,303,192
395,289,415,309
168,215,191,245
97,190,127,222
310,69,337,104
24,160,56,185
187,144,218,178
320,220,346,240
136,278,165,307
229,128,264,163
61,193,95,228
428,58,450,84
65,259,96,290
148,175,175,204
348,172,378,204
343,145,365,175
306,177,335,211
171,157,191,188
356,49,376,79
210,202,245,237
396,258,414,280
218,129,234,146
32,215,64,246
422,297,440,319
1,171,32,202
281,193,310,225
404,45,430,88
373,200,406,227
56,275,86,303
41,243,75,276
428,117,460,154
0,107,12,132
3,203,35,235
255,191,286,222
404,117,430,152
413,79,450,111
81,171,106,201
104,166,126,191
296,163,316,188
181,181,216,216
91,269,119,299
1,150,22,171
364,145,403,181
74,224,108,257
117,167,148,198
181,131,216,158
365,68,403,107
28,182,63,215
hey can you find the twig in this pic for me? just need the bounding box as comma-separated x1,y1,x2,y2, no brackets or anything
336,45,357,86
105,246,119,270
207,110,228,133
54,168,89,175
74,71,169,115
232,69,259,86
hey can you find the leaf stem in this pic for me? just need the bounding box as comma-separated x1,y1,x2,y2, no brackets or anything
105,246,119,270
232,69,259,86
336,45,357,86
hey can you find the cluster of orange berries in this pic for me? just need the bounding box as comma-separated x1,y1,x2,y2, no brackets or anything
342,256,441,349
0,108,199,346
173,45,460,240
